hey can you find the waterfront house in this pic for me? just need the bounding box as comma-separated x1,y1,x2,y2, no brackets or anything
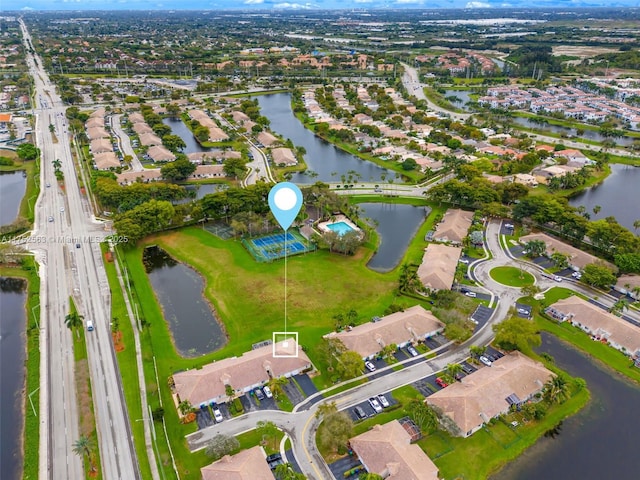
417,244,462,292
433,208,473,245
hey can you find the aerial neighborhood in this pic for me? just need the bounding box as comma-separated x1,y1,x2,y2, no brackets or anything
1,7,640,480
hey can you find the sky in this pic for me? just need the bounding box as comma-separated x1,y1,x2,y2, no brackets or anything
2,0,638,11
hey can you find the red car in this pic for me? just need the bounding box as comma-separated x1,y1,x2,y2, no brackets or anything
435,377,448,388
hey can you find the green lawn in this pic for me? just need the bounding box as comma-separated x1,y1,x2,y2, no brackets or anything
489,266,534,287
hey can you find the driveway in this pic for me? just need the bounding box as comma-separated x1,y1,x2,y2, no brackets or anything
283,379,305,406
328,455,363,480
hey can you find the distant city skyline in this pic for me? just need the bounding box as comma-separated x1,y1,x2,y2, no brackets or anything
3,1,638,13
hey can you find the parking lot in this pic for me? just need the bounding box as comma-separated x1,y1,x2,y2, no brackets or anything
471,305,494,328
347,392,398,422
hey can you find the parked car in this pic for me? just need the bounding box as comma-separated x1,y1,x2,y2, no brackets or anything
254,388,265,400
517,308,529,315
213,408,223,423
504,223,514,229
263,386,273,398
48,216,54,222
479,355,492,367
266,453,283,470
572,271,582,279
459,258,470,264
554,275,563,282
354,406,367,419
368,397,383,413
435,377,448,388
407,346,419,357
461,363,475,374
465,291,477,298
364,361,376,372
378,395,390,408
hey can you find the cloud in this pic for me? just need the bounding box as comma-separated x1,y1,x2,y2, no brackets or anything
273,2,313,7
244,0,264,3
394,0,425,4
465,1,492,6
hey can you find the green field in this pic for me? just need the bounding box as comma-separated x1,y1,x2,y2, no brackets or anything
490,266,535,287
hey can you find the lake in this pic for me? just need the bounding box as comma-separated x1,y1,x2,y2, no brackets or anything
569,163,640,232
143,246,226,356
512,117,635,147
0,277,27,480
162,117,210,154
492,332,640,480
359,203,429,272
257,93,396,184
0,171,26,226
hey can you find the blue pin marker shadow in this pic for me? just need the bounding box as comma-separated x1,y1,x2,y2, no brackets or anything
268,182,303,231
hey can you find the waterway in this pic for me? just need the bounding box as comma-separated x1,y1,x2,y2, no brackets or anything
143,246,226,356
0,171,26,226
568,163,640,232
359,203,429,272
257,93,396,184
0,277,27,480
512,117,635,147
493,332,640,480
162,117,210,153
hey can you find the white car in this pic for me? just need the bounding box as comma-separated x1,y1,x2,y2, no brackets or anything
571,272,582,279
378,395,390,408
364,361,376,372
553,275,563,282
263,386,273,399
213,408,223,423
465,291,477,298
517,308,529,315
479,355,492,367
407,346,419,357
368,397,383,413
459,259,470,264
504,223,514,229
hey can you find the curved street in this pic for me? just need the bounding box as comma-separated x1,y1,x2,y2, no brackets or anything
186,216,640,479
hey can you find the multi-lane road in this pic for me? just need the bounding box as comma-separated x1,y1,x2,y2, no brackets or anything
18,19,140,480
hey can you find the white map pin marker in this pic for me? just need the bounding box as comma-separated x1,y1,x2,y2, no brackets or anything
268,182,303,231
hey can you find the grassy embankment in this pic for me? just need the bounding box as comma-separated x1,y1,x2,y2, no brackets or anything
0,259,41,480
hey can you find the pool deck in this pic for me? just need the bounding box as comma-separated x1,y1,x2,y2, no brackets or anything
317,214,361,235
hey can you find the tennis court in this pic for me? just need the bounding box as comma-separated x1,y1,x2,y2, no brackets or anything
243,231,315,262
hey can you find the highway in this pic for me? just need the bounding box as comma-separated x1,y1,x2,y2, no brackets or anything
18,19,140,480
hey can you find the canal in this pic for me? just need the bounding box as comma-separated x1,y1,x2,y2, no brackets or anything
143,246,226,357
492,332,640,480
0,171,26,226
162,117,210,154
0,277,27,480
257,93,396,184
358,202,429,272
568,163,640,232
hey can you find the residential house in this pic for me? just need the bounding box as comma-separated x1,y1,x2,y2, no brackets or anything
548,296,640,358
173,338,312,406
93,152,120,170
116,169,163,185
433,209,474,245
426,352,554,437
200,446,273,480
271,147,298,166
519,232,614,271
257,131,279,146
90,138,113,154
132,122,154,135
417,244,462,292
323,305,444,360
138,132,163,147
86,126,110,140
147,145,176,163
349,421,440,480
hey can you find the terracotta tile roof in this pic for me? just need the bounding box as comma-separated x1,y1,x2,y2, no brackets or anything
350,421,439,480
173,338,311,406
93,152,120,170
86,126,110,140
426,352,553,436
147,145,176,162
324,305,444,359
271,147,297,166
201,446,272,480
418,244,461,291
257,131,278,146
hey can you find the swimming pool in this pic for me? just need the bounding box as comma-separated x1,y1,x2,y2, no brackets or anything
327,221,355,236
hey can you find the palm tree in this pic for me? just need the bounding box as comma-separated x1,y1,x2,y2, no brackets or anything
609,298,629,317
267,377,289,400
274,463,307,480
543,375,569,404
64,311,84,338
469,345,486,359
592,205,601,216
72,435,96,473
634,219,640,233
446,363,463,380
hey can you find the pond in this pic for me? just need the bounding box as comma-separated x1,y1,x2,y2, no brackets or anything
162,117,210,154
0,171,26,226
443,90,474,110
492,332,640,480
174,183,228,204
143,246,226,356
359,203,430,272
512,116,636,147
569,163,640,232
0,277,27,480
257,93,396,184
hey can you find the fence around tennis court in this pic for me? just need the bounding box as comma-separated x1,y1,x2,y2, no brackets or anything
242,230,316,262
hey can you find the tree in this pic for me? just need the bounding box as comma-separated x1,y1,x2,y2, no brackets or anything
318,411,353,454
446,363,463,379
380,343,398,363
315,401,338,420
469,345,486,358
178,400,193,415
194,125,210,142
166,103,180,117
401,158,418,171
223,157,248,179
523,240,546,258
205,434,240,460
550,252,569,270
267,377,289,400
581,263,617,289
256,420,279,448
274,463,307,480
160,157,196,182
162,134,187,153
406,399,438,433
543,375,570,404
16,143,40,161
72,436,96,473
360,474,384,480
609,298,629,317
336,350,366,380
521,284,541,298
493,316,541,352
64,311,84,338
